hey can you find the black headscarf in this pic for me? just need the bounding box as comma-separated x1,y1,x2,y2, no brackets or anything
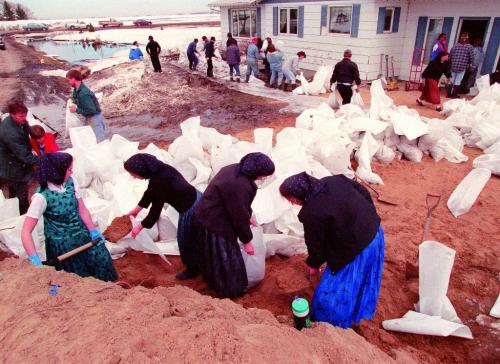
238,152,275,180
124,153,164,179
279,172,322,203
37,152,73,189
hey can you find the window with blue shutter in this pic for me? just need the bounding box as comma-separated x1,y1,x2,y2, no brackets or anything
298,6,304,38
351,4,361,38
376,7,385,34
482,17,500,75
413,16,428,65
228,9,232,34
441,17,453,39
256,8,262,37
273,7,278,36
393,7,401,32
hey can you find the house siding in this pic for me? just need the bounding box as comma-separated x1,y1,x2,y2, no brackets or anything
216,0,500,81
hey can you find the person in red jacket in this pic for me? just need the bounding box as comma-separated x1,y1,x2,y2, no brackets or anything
30,125,59,156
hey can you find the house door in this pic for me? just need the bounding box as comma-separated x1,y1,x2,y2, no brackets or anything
423,18,443,64
457,18,489,46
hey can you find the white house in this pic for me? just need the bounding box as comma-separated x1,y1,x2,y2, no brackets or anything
209,0,500,81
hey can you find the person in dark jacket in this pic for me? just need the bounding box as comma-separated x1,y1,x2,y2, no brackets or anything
279,172,384,328
125,154,202,280
226,32,237,47
417,52,451,112
205,36,217,77
330,49,361,105
0,102,40,215
146,35,162,72
226,42,241,82
187,38,199,71
195,152,275,298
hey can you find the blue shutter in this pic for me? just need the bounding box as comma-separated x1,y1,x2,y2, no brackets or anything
256,8,262,37
413,16,428,65
481,17,500,75
273,7,278,36
298,6,304,38
351,4,361,38
228,9,232,35
321,5,328,27
393,7,401,33
441,17,453,39
376,7,386,34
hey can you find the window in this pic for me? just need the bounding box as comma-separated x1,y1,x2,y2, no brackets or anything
423,18,444,63
231,9,257,38
384,8,394,32
279,8,298,35
329,6,352,34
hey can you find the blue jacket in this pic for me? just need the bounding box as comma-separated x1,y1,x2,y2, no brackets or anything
246,43,260,62
226,44,240,65
266,51,284,71
187,41,198,57
129,46,144,61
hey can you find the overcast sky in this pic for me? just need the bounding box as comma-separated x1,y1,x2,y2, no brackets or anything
17,0,213,19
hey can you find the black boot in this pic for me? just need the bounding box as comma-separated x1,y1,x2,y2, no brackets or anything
176,268,199,280
244,74,250,83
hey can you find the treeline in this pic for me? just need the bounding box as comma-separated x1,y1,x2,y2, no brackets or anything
1,1,31,20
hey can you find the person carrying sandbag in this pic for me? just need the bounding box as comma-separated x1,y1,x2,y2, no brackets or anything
125,153,202,280
330,49,361,105
282,51,306,91
21,152,117,281
279,172,384,328
194,152,275,298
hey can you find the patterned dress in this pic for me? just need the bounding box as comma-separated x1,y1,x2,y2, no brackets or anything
40,177,117,281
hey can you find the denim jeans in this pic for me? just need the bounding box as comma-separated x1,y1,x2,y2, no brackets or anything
451,70,466,86
270,69,283,86
229,64,240,77
283,68,296,84
88,112,106,142
246,60,259,76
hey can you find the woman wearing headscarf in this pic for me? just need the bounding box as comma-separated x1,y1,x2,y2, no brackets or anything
195,152,275,298
279,172,384,328
21,152,117,281
417,51,451,112
124,153,202,280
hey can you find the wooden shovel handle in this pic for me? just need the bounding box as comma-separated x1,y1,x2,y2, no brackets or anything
43,239,101,266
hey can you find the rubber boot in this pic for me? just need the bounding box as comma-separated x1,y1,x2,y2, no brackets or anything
291,84,297,91
230,76,235,82
446,84,453,98
236,76,240,83
282,83,288,91
244,74,250,83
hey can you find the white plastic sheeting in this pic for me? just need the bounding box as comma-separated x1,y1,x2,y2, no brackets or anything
382,241,473,339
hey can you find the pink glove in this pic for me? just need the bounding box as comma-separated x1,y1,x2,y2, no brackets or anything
131,223,143,239
128,206,142,218
244,242,255,255
249,217,257,227
307,266,319,280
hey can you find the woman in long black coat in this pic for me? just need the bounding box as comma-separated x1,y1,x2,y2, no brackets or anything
195,152,275,298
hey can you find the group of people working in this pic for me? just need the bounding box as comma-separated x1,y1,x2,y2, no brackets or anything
13,140,384,329
417,31,484,111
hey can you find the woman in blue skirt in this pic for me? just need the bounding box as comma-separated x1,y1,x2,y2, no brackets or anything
22,152,117,281
279,172,384,328
124,153,202,280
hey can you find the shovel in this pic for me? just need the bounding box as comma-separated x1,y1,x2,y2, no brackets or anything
32,113,62,139
43,239,101,266
351,170,398,206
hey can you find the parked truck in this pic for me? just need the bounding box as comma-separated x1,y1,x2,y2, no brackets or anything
98,19,123,28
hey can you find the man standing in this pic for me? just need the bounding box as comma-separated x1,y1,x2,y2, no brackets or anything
226,41,241,82
66,69,106,142
245,37,262,83
449,32,474,98
330,49,361,105
0,102,39,215
226,32,237,47
187,38,199,71
146,35,162,72
205,36,216,78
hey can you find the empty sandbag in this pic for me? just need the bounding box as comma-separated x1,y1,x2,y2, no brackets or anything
447,168,491,217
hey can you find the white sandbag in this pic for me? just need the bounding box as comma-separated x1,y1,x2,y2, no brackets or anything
158,212,177,241
85,140,121,182
327,84,339,109
141,143,174,164
254,128,274,155
69,125,97,150
0,216,45,260
369,79,394,120
0,194,19,223
375,145,396,164
240,226,266,289
174,160,197,183
351,90,365,107
356,132,384,185
311,136,353,175
188,157,212,187
155,239,180,256
252,178,290,224
65,100,84,136
490,294,500,318
307,156,332,179
199,126,232,151
429,139,468,164
391,111,429,141
110,134,139,160
472,154,500,175
484,140,500,155
346,117,388,135
397,143,423,163
273,206,304,237
168,135,204,164
447,168,491,217
264,234,306,257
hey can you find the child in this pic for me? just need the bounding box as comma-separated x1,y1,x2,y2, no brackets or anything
30,125,59,155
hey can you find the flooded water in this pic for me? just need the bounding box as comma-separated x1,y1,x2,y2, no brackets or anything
27,40,129,63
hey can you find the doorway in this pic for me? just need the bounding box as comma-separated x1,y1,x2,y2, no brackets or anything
457,18,489,46
423,18,444,64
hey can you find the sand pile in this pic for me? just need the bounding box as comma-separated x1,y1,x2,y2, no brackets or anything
104,215,132,243
0,258,393,363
